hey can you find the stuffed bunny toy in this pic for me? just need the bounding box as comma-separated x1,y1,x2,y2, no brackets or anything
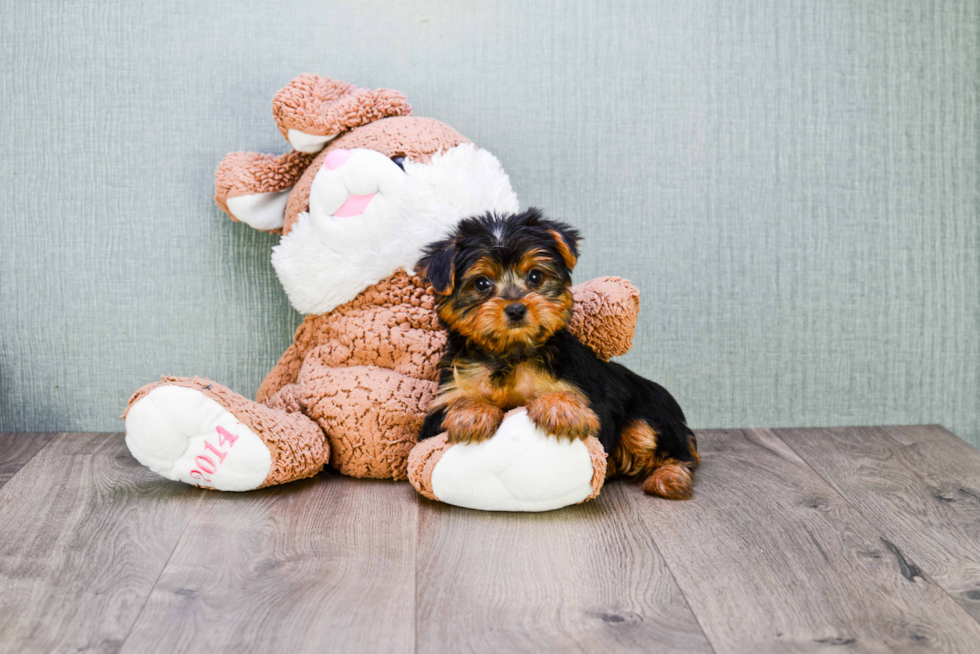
124,74,639,511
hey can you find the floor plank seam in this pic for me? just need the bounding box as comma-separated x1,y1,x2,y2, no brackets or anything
771,428,980,629
620,479,720,654
117,489,208,652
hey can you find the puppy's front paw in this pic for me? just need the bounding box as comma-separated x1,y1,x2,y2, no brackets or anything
526,392,599,440
443,400,505,443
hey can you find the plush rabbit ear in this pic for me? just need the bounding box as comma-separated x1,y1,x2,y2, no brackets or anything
416,236,458,295
273,74,413,153
214,150,314,232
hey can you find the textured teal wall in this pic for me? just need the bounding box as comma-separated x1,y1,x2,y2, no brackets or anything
1,1,977,444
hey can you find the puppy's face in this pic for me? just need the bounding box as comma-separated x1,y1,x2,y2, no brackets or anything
418,209,580,355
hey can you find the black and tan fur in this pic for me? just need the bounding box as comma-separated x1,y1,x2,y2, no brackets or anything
417,209,698,499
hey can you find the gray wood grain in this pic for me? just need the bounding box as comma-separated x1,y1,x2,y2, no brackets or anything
5,426,980,653
777,425,980,621
120,474,417,654
628,429,980,653
0,432,204,654
416,482,712,653
0,432,56,488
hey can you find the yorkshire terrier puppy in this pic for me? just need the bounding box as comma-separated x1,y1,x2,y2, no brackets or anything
417,209,699,499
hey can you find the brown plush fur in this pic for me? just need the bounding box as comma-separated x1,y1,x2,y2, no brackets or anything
272,73,412,140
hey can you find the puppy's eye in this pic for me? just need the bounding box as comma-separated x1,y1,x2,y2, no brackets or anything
391,156,407,171
527,269,543,286
473,277,493,293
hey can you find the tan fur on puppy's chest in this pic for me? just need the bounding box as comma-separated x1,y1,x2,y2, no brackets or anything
432,360,577,411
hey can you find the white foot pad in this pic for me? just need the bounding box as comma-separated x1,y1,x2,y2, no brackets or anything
430,409,596,512
125,386,272,491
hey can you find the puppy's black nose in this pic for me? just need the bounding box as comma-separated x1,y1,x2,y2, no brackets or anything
505,303,527,322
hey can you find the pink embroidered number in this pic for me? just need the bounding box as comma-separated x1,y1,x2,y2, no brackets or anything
217,426,238,447
204,441,226,463
195,455,217,474
189,426,240,485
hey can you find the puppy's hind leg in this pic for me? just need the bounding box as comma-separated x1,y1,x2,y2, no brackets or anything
612,396,699,502
642,459,696,500
609,419,693,500
645,422,699,500
636,377,699,499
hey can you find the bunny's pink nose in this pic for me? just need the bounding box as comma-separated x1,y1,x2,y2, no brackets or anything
323,148,352,170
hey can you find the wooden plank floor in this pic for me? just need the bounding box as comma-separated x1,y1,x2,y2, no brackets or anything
1,426,979,653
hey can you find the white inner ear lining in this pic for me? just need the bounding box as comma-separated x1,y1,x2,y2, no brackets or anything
227,189,291,231
287,129,339,154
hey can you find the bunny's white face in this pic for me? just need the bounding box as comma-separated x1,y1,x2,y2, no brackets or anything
271,143,519,315
305,147,410,254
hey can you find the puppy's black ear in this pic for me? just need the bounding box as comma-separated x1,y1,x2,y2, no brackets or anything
539,216,580,270
416,236,457,294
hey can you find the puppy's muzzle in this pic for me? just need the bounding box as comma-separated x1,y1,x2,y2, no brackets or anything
504,303,527,322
